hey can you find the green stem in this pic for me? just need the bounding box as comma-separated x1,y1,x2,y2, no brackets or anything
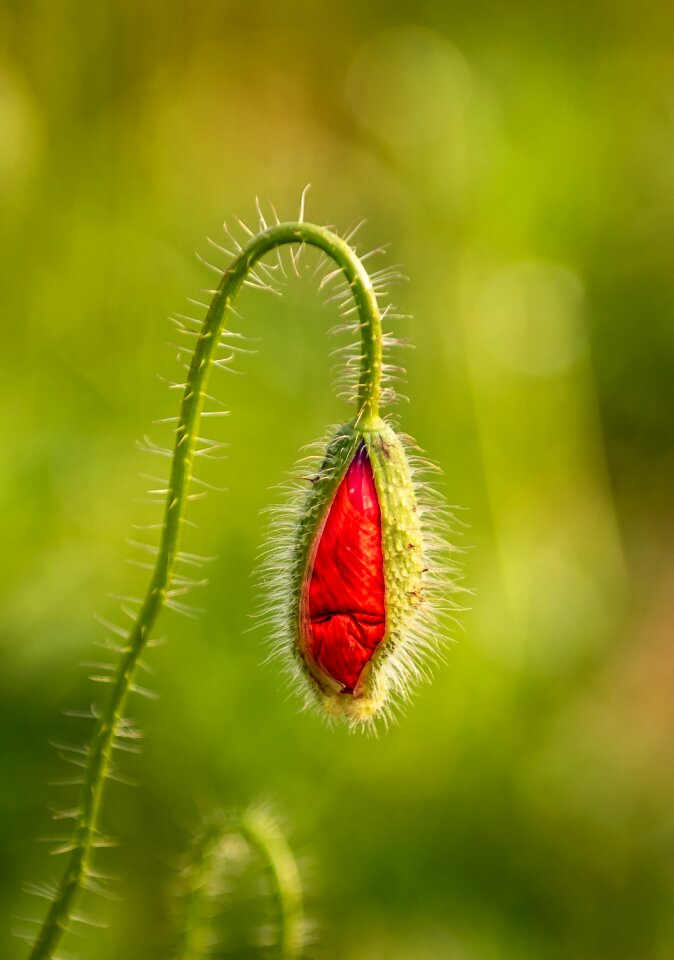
29,221,383,960
239,806,304,959
181,807,304,960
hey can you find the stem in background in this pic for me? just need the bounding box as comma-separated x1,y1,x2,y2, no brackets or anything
29,221,383,960
240,806,304,960
181,806,304,960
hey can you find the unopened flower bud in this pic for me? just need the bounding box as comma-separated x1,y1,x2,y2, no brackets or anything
266,415,447,729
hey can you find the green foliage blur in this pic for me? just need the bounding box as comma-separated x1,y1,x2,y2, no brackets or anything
1,2,673,958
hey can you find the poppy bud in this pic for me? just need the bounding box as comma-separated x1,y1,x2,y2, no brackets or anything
265,415,448,729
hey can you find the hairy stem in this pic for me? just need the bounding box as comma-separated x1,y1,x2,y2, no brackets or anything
29,221,382,960
181,806,304,960
239,806,305,959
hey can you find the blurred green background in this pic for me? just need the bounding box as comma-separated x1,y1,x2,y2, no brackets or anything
2,1,674,958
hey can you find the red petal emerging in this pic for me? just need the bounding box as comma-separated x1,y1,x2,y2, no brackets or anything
303,444,386,693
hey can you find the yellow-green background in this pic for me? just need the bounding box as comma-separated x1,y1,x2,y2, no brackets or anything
2,2,673,958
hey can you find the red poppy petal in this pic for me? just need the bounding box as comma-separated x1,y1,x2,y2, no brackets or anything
303,444,386,692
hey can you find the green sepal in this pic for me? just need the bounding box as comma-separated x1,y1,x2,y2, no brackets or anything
291,418,424,726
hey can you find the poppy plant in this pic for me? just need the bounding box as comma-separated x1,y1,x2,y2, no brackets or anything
26,208,457,960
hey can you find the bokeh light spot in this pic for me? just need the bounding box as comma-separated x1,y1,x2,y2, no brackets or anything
346,26,472,147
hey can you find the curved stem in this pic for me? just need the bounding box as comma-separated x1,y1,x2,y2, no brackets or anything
239,806,304,959
29,221,383,960
181,806,304,960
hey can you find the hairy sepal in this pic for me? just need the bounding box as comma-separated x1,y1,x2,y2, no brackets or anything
286,418,426,728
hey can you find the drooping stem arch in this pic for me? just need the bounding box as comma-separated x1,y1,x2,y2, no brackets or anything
180,805,305,960
29,221,384,960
